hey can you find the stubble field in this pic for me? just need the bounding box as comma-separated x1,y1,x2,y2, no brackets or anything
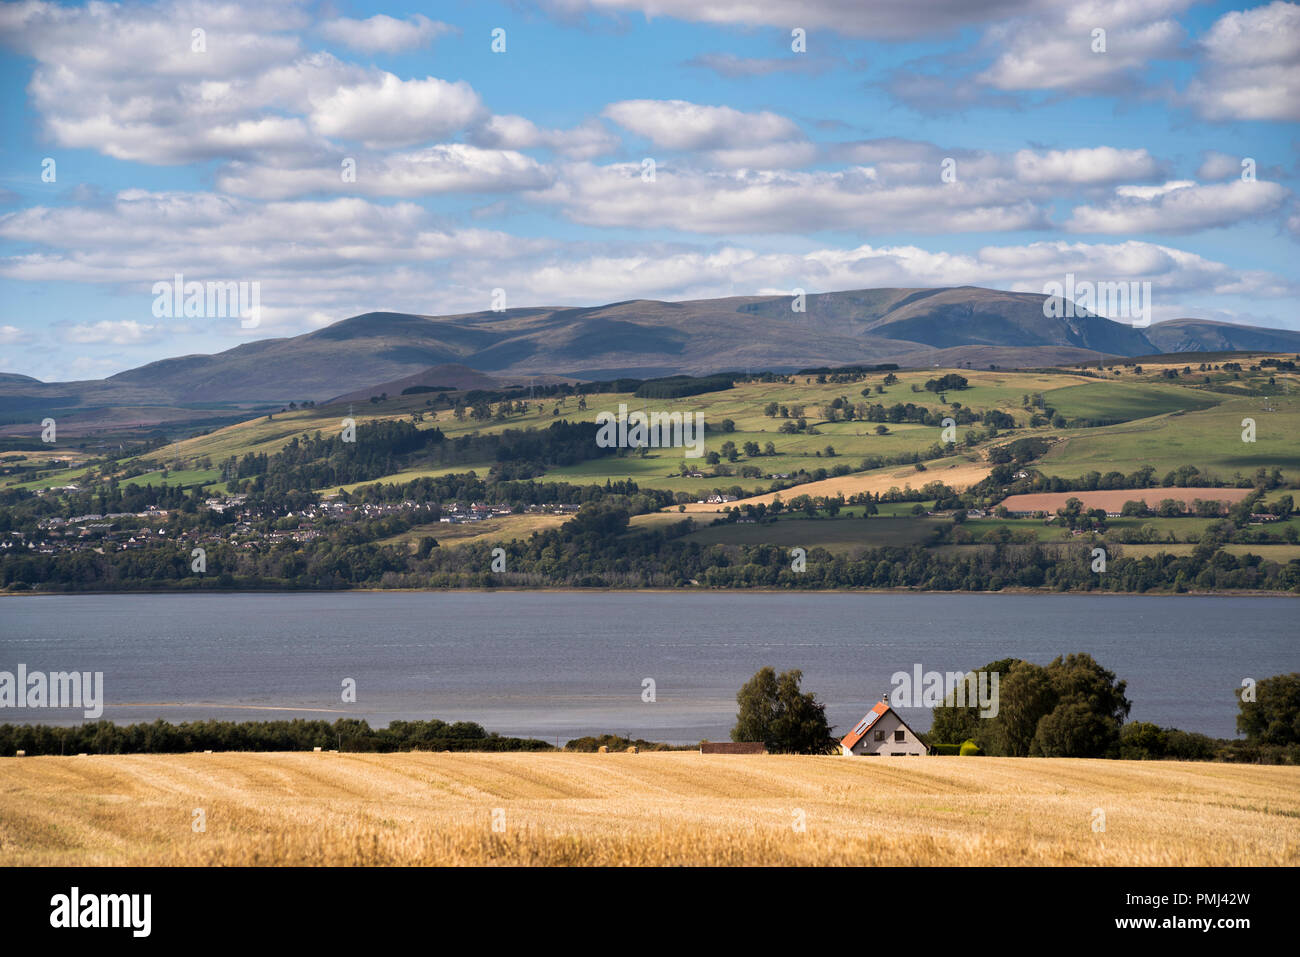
1,752,1296,866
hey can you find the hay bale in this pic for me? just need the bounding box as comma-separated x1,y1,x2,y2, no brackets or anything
597,745,608,753
626,745,638,754
14,750,25,757
312,746,322,752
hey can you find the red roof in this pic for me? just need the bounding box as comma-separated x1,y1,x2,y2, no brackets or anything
840,701,890,750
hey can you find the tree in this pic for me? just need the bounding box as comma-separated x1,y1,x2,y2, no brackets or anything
731,667,834,753
1237,672,1300,745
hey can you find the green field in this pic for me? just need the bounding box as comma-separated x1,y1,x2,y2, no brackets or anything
1045,380,1221,422
1039,393,1300,477
13,362,1298,500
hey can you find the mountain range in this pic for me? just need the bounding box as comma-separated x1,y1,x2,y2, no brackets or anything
3,286,1298,436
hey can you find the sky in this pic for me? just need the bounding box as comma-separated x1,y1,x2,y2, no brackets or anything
0,0,1297,382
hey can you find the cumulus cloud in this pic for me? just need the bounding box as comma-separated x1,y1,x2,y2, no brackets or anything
470,115,620,160
318,14,453,53
1067,180,1291,233
307,73,485,148
1014,147,1161,185
0,187,1294,341
978,1,1191,93
0,0,315,164
602,99,803,151
1187,1,1300,121
217,145,554,199
533,162,1050,233
65,320,156,344
1197,150,1248,180
543,0,1052,39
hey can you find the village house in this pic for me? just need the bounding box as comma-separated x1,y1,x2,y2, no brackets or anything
840,698,927,756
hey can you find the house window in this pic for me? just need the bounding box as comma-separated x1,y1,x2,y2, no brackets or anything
894,730,905,742
874,730,886,741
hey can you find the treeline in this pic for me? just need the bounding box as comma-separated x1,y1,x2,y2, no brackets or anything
0,717,553,756
7,506,1300,592
237,420,613,494
347,473,675,512
1007,464,1289,495
633,374,734,399
931,662,1299,764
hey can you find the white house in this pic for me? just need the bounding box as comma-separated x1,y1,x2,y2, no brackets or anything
840,699,927,756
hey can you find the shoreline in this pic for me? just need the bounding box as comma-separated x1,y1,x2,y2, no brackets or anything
2,585,1296,598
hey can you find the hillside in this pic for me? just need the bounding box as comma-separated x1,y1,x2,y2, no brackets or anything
6,287,1300,427
1,751,1294,866
1146,318,1300,354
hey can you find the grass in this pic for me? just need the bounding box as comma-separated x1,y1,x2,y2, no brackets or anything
1039,393,1300,478
378,512,572,548
1045,381,1221,423
1,751,1295,866
18,364,1297,498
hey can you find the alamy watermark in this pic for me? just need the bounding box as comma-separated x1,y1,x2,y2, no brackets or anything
50,887,150,937
152,273,260,328
1042,273,1151,328
0,665,104,718
890,665,999,718
594,403,705,458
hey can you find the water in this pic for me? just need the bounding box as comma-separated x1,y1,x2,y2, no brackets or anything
0,592,1294,742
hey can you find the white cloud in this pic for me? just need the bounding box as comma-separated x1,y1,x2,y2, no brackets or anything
318,14,453,53
532,162,1049,234
543,0,1054,39
1014,147,1161,185
602,99,802,151
471,115,620,159
66,320,157,344
980,17,1186,92
217,145,554,199
307,73,485,148
1,0,315,164
0,324,30,345
1196,151,1247,180
1067,180,1290,233
0,187,1294,342
1188,1,1300,121
1113,180,1195,200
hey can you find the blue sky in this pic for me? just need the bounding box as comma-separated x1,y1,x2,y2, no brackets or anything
1,0,1297,381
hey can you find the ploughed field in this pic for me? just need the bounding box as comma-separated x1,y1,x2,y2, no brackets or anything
1,752,1296,866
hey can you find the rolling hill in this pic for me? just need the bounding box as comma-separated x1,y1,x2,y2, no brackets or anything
3,287,1298,437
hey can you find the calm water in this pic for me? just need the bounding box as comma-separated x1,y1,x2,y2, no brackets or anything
0,593,1295,742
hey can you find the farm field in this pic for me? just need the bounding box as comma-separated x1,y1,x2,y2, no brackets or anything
999,488,1255,514
680,516,943,553
8,362,1297,500
379,512,572,549
680,456,992,511
1038,393,1300,478
1045,381,1221,422
1,752,1295,866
